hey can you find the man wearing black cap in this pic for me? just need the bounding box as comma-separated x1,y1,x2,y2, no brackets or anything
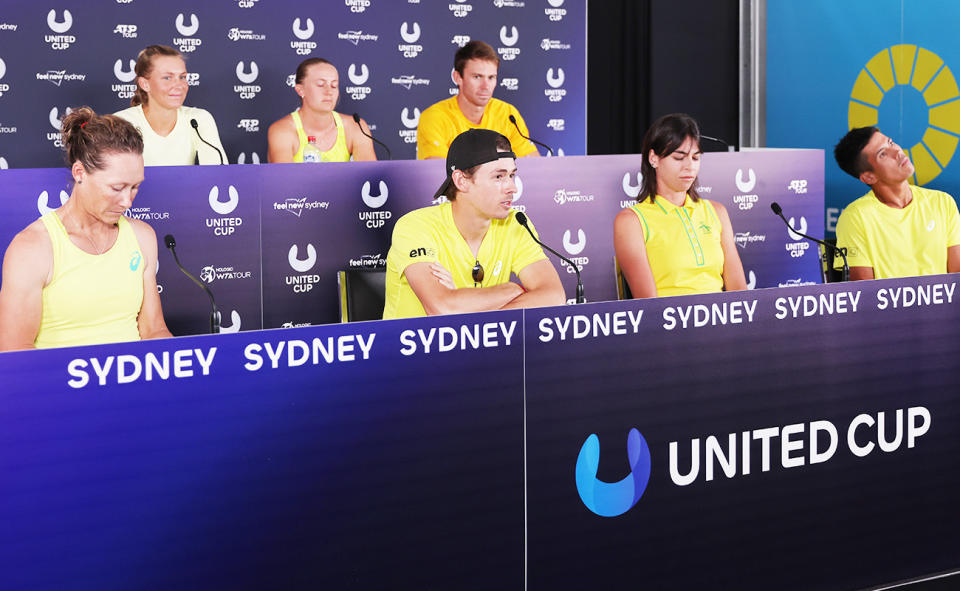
383,129,564,319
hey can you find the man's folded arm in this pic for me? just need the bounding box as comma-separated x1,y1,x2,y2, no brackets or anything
404,261,523,315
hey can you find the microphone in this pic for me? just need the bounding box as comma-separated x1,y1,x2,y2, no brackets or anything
770,202,849,282
190,118,225,165
353,113,392,160
509,114,554,157
164,233,222,334
515,212,584,304
700,134,735,152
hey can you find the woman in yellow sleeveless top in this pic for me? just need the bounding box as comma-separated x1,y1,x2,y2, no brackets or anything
267,58,377,163
614,113,746,298
0,107,172,350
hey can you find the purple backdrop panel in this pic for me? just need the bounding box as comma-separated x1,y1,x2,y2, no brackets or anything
137,165,263,335
0,1,586,167
259,159,443,328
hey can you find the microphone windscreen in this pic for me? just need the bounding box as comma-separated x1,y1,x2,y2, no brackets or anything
508,114,517,125
515,211,528,227
190,118,199,129
164,234,176,249
353,112,361,124
770,202,783,216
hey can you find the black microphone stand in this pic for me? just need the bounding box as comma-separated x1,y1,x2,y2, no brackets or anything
164,234,222,333
770,203,849,282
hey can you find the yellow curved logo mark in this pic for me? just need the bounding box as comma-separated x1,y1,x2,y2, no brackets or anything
848,44,960,185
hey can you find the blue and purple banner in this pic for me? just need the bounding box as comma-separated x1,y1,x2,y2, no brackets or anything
0,151,824,333
2,274,959,589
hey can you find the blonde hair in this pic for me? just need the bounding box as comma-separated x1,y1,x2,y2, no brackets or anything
131,45,184,107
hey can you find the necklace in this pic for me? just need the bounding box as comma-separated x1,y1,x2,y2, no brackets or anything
67,210,108,255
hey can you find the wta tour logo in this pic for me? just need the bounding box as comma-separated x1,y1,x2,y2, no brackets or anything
848,44,960,185
575,428,652,517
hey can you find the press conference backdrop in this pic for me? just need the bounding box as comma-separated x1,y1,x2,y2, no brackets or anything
0,151,823,334
767,0,960,236
0,0,585,167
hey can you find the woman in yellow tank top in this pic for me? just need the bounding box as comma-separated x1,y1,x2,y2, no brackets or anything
266,58,377,163
0,107,172,351
614,113,747,298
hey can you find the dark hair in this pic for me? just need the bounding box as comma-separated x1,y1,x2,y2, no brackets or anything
443,133,512,201
131,45,184,107
295,57,335,84
834,126,878,179
639,113,702,203
454,40,499,76
62,107,144,171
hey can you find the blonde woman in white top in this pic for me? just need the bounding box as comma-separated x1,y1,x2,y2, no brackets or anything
115,45,227,166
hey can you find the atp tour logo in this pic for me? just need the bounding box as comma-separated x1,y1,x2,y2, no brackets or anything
498,26,520,61
576,429,652,517
545,0,567,21
234,62,261,99
451,35,471,47
501,77,518,91
112,59,137,100
45,9,75,50
346,64,371,100
399,107,420,143
399,23,423,58
113,24,137,39
237,119,260,132
46,106,72,147
359,180,392,229
547,118,565,131
449,0,473,17
0,57,8,97
206,185,243,237
290,18,317,54
545,68,566,102
237,152,260,165
561,228,588,272
784,216,810,258
788,179,808,194
346,0,371,12
286,243,321,293
37,189,69,215
732,168,759,211
173,13,201,53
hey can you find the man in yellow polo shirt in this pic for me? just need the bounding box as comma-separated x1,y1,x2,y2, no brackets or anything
416,40,539,160
384,129,564,319
833,126,960,279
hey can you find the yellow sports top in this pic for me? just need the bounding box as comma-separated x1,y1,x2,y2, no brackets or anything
291,110,351,163
629,196,724,297
835,184,960,279
383,201,547,319
416,97,538,159
35,212,144,349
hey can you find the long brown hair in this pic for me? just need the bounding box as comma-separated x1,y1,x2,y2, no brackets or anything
639,113,702,204
62,107,144,171
131,45,183,107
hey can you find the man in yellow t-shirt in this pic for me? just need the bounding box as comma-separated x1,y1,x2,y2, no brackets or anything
384,129,564,319
416,40,539,160
833,126,960,279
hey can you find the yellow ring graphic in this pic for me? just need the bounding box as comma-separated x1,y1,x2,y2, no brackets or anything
848,44,960,185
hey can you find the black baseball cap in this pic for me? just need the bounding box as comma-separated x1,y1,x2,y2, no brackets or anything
434,129,516,199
